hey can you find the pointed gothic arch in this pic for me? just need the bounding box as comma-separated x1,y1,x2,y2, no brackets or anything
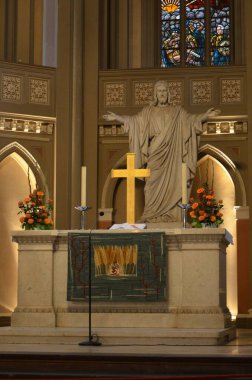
0,142,49,196
198,144,246,207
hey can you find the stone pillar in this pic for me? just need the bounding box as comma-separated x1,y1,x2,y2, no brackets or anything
83,0,99,228
11,231,57,327
235,206,250,327
245,0,252,327
55,0,85,230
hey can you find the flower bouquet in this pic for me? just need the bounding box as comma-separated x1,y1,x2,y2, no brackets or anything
18,189,53,230
189,183,224,228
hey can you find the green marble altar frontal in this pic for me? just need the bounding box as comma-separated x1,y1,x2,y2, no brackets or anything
67,231,166,302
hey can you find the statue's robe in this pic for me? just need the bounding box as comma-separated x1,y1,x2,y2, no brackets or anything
123,105,205,222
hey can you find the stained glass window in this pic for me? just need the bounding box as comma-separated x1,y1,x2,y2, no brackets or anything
210,0,230,66
161,0,181,67
161,0,231,67
186,0,205,66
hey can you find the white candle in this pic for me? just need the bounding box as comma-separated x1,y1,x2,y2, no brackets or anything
81,166,86,206
181,162,187,204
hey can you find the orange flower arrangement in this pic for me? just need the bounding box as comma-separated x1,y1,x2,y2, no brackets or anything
189,183,224,228
18,189,53,230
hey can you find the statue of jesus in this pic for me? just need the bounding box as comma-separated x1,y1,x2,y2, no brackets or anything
103,80,220,223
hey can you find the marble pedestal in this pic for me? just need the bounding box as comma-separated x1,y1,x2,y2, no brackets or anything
8,228,235,345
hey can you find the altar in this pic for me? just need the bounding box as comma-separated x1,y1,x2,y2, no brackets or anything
8,228,235,345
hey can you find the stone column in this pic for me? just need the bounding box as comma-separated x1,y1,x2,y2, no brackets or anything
245,0,252,327
55,0,84,229
83,0,99,228
235,206,250,327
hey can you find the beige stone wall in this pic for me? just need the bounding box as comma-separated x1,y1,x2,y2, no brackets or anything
0,0,251,317
244,0,252,313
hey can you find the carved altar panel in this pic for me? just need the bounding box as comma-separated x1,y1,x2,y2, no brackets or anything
67,231,166,302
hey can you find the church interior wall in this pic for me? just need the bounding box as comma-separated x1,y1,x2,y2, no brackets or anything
0,0,251,321
244,0,252,316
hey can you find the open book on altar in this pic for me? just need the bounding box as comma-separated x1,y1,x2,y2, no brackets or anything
109,223,146,230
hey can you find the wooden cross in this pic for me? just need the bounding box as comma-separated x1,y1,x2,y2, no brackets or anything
111,153,150,224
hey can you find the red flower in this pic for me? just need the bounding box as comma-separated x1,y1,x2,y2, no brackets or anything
192,202,199,209
206,195,213,200
44,218,53,225
190,211,196,218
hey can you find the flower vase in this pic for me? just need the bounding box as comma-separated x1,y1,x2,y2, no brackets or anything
201,223,218,228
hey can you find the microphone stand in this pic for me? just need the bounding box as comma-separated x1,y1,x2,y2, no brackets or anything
75,205,101,346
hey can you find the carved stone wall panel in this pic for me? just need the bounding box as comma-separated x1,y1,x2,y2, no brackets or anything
29,77,50,105
221,78,242,104
168,81,183,105
99,67,246,116
133,81,154,105
1,73,23,103
104,82,127,107
0,62,55,116
191,80,212,105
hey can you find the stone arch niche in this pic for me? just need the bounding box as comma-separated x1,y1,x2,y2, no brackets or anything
0,142,47,312
194,144,247,318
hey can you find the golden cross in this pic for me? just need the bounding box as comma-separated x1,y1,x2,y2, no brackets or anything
111,153,150,224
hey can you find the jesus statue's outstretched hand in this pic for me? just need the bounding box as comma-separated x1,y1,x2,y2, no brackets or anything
103,111,126,124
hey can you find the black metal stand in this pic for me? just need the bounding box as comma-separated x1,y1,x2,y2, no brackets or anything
177,203,191,228
79,232,101,346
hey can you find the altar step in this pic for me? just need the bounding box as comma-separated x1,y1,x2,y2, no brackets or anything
0,326,236,346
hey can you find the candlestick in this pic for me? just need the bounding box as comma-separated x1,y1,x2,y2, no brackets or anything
81,166,86,206
177,203,191,228
75,205,90,230
182,162,187,204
